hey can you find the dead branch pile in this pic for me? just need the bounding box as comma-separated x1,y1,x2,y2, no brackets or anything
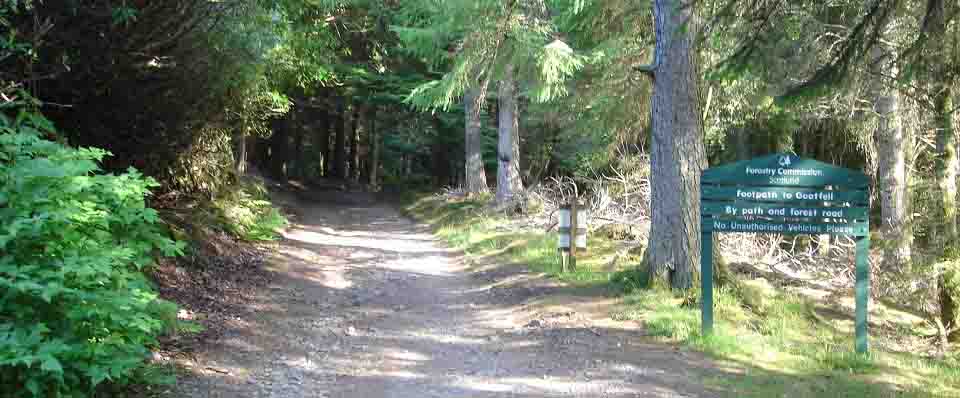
530,154,652,235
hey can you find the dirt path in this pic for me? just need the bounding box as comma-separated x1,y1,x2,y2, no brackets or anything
170,191,718,398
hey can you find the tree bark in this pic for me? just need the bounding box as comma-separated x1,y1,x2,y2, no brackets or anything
926,0,960,342
253,136,269,169
643,0,708,290
936,89,957,241
432,115,452,186
870,42,911,270
936,88,958,340
234,124,247,176
368,106,380,190
269,115,290,180
315,109,330,178
734,128,751,161
234,97,249,176
246,135,257,173
496,65,524,203
464,87,489,194
292,110,304,180
332,97,347,180
351,104,363,182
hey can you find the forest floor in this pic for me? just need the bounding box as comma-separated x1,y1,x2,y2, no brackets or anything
161,186,724,397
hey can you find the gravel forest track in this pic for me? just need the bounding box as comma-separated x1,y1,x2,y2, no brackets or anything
170,190,718,398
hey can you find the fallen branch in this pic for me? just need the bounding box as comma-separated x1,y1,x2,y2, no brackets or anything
545,220,558,232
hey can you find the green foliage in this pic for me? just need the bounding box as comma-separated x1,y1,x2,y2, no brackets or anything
210,180,288,241
398,0,585,110
0,111,183,396
164,126,236,195
1,1,300,195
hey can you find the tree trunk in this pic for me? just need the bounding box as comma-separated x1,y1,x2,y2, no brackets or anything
253,136,269,169
315,109,330,178
871,42,911,270
269,116,290,180
368,106,380,190
926,0,960,343
643,0,707,290
937,88,959,341
248,135,258,171
292,110,304,180
431,142,447,186
464,87,489,194
351,105,363,182
234,97,249,176
734,128,751,161
333,97,347,180
496,65,524,203
432,115,452,187
235,123,247,176
937,89,957,242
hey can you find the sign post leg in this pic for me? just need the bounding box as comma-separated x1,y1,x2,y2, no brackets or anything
855,235,870,354
559,249,568,273
570,200,578,271
701,230,713,336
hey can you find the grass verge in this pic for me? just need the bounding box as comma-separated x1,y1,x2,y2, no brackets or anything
405,193,960,397
614,282,960,397
403,193,622,285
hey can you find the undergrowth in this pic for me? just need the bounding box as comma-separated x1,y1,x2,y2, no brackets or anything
208,179,288,241
0,111,184,396
405,193,960,398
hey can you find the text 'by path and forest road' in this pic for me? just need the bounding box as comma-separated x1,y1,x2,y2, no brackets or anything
170,189,719,398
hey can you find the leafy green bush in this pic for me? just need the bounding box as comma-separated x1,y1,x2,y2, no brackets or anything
0,111,183,396
210,180,288,241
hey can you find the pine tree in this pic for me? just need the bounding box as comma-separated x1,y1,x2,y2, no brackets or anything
639,0,709,289
870,30,912,270
496,65,524,202
464,87,489,194
397,0,583,200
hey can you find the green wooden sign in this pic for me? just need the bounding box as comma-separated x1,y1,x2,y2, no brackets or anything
701,202,869,220
703,153,869,188
704,219,868,235
702,187,868,204
700,153,871,353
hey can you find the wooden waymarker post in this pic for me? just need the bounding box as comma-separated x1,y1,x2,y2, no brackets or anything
700,154,871,353
557,200,588,272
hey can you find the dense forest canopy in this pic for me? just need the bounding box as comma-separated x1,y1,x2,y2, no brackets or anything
3,0,960,396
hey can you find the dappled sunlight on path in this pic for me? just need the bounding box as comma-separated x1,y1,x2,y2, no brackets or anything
171,190,718,398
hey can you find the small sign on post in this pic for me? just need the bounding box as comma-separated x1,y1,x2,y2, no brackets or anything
558,201,588,272
700,154,870,353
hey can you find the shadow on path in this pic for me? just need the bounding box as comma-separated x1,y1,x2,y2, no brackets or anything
167,190,917,398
